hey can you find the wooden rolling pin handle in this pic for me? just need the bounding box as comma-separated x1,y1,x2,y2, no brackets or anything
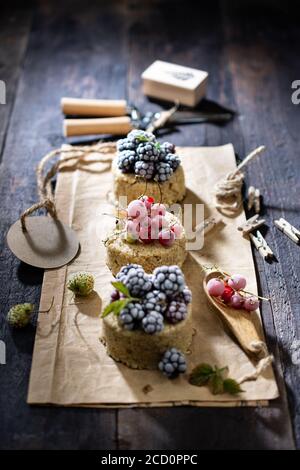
61,97,128,117
63,116,133,137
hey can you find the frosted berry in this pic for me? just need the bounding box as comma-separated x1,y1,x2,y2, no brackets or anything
151,203,166,217
117,138,136,152
67,272,94,296
140,195,154,213
116,263,140,284
7,303,35,328
177,286,192,305
119,302,145,330
171,223,183,238
207,278,225,297
160,142,176,156
152,215,168,231
117,264,152,297
228,274,247,291
230,293,245,309
117,150,137,172
165,300,187,324
154,162,173,182
153,265,185,296
110,290,120,302
135,161,155,180
244,296,259,312
142,311,164,334
139,226,152,244
137,141,160,162
158,348,187,378
221,285,234,304
163,153,181,171
127,199,147,220
158,229,175,247
142,290,167,315
127,129,156,145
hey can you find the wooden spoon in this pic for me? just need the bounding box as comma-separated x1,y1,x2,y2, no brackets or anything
203,270,263,357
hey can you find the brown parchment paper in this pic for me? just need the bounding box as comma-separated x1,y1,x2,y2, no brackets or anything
27,144,279,407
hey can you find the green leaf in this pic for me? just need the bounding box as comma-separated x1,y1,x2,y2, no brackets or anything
223,379,244,395
210,374,224,395
189,363,214,386
102,298,131,318
111,281,130,298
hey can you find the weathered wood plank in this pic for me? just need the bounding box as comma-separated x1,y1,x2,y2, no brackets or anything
221,0,300,447
118,0,295,450
0,0,130,450
0,6,32,160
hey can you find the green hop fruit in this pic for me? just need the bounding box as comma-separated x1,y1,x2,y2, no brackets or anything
7,303,35,328
67,272,95,296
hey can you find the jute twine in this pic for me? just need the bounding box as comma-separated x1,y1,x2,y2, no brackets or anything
20,142,116,231
214,146,266,215
237,340,273,384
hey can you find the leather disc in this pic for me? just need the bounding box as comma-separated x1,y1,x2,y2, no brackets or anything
7,216,80,269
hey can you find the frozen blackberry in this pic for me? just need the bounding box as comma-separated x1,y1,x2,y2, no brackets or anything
117,138,136,152
127,129,156,146
175,286,192,305
160,142,176,156
137,141,160,162
154,162,173,183
135,161,155,180
163,153,180,171
116,263,141,284
153,265,185,296
119,302,145,330
118,150,137,172
165,300,187,324
158,348,187,378
117,264,152,297
142,311,164,334
142,290,167,315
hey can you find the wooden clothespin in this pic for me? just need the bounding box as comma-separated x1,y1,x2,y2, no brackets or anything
195,214,223,236
237,214,266,235
249,230,274,260
247,186,260,214
274,218,300,245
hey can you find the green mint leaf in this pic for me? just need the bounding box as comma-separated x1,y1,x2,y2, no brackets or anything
111,281,130,298
223,379,244,395
102,298,131,318
210,374,224,395
155,142,161,150
189,363,214,386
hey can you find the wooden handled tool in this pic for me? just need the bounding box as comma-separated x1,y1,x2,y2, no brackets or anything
203,270,263,357
61,97,128,117
63,116,133,137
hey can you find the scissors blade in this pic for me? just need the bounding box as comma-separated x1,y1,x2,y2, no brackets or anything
168,111,233,124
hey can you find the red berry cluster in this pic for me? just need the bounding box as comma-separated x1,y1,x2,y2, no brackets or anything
124,196,183,247
207,274,259,312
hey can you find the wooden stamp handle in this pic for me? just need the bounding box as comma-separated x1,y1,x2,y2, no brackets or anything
63,116,133,137
61,97,128,117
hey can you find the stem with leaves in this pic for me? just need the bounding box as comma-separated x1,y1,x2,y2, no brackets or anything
102,281,140,318
189,363,244,395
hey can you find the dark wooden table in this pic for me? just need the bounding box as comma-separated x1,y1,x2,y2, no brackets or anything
0,0,299,450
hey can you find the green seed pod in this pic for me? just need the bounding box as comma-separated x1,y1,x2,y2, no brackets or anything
67,272,94,296
7,303,35,328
